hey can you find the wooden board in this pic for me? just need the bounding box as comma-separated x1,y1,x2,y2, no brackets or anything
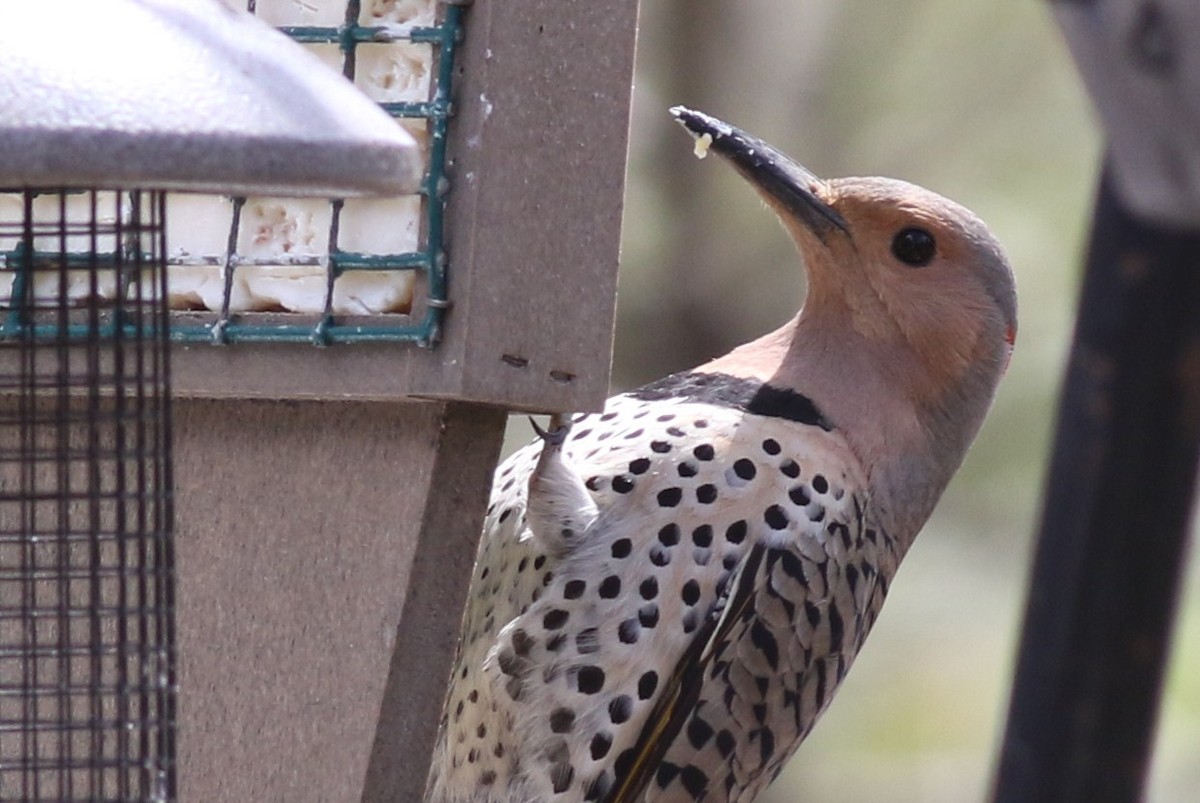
173,398,505,802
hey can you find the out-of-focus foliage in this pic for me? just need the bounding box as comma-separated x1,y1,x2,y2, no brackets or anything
505,0,1200,799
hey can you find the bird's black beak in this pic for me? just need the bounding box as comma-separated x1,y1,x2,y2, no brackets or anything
670,106,850,241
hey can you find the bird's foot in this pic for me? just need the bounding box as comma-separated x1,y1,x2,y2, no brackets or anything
529,413,571,448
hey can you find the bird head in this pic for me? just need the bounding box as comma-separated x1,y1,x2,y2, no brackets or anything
672,106,1017,541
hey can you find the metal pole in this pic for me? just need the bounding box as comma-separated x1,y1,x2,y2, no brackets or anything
990,163,1200,803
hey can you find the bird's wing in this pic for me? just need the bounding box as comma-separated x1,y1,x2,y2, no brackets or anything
602,541,768,803
644,503,896,802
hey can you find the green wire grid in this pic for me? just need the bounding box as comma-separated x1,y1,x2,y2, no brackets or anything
0,1,463,348
178,0,463,346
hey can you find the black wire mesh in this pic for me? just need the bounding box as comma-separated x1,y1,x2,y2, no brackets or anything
0,190,176,801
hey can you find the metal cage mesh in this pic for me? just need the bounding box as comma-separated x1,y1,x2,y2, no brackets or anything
0,190,176,801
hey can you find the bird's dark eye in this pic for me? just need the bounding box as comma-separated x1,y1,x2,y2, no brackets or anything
891,227,936,267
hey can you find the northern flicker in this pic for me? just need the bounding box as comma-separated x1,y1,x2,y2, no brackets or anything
424,107,1017,803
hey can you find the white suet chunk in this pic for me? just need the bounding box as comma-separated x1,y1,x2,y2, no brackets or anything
360,0,437,28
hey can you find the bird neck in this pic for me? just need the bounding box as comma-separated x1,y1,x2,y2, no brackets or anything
700,313,999,549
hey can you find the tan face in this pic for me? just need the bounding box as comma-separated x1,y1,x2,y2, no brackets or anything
785,177,1017,396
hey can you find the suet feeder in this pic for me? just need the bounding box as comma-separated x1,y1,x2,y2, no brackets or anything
0,0,637,800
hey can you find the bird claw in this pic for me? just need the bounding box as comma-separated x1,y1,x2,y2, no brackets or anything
529,413,571,447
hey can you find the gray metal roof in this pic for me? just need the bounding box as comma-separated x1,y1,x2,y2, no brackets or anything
0,0,423,197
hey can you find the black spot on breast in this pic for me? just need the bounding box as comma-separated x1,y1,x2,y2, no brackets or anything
564,579,586,599
693,444,715,461
612,538,632,559
638,671,658,699
780,459,800,478
608,695,633,724
599,575,621,599
762,438,781,455
725,520,748,544
657,487,683,507
678,461,699,478
789,486,810,506
658,524,681,546
681,579,701,606
812,474,829,494
543,609,569,630
650,440,672,453
576,665,606,694
640,577,658,600
692,525,713,548
590,732,613,761
550,707,575,733
733,458,757,480
650,545,672,566
764,505,789,530
612,475,635,494
696,484,718,504
629,457,651,475
618,619,640,644
667,426,686,437
639,604,659,628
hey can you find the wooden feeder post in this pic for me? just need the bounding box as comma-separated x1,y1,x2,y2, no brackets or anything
0,1,638,800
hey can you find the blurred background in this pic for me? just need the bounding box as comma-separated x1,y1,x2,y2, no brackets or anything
504,0,1200,800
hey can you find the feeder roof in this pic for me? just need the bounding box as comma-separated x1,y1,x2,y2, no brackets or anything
0,0,423,197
